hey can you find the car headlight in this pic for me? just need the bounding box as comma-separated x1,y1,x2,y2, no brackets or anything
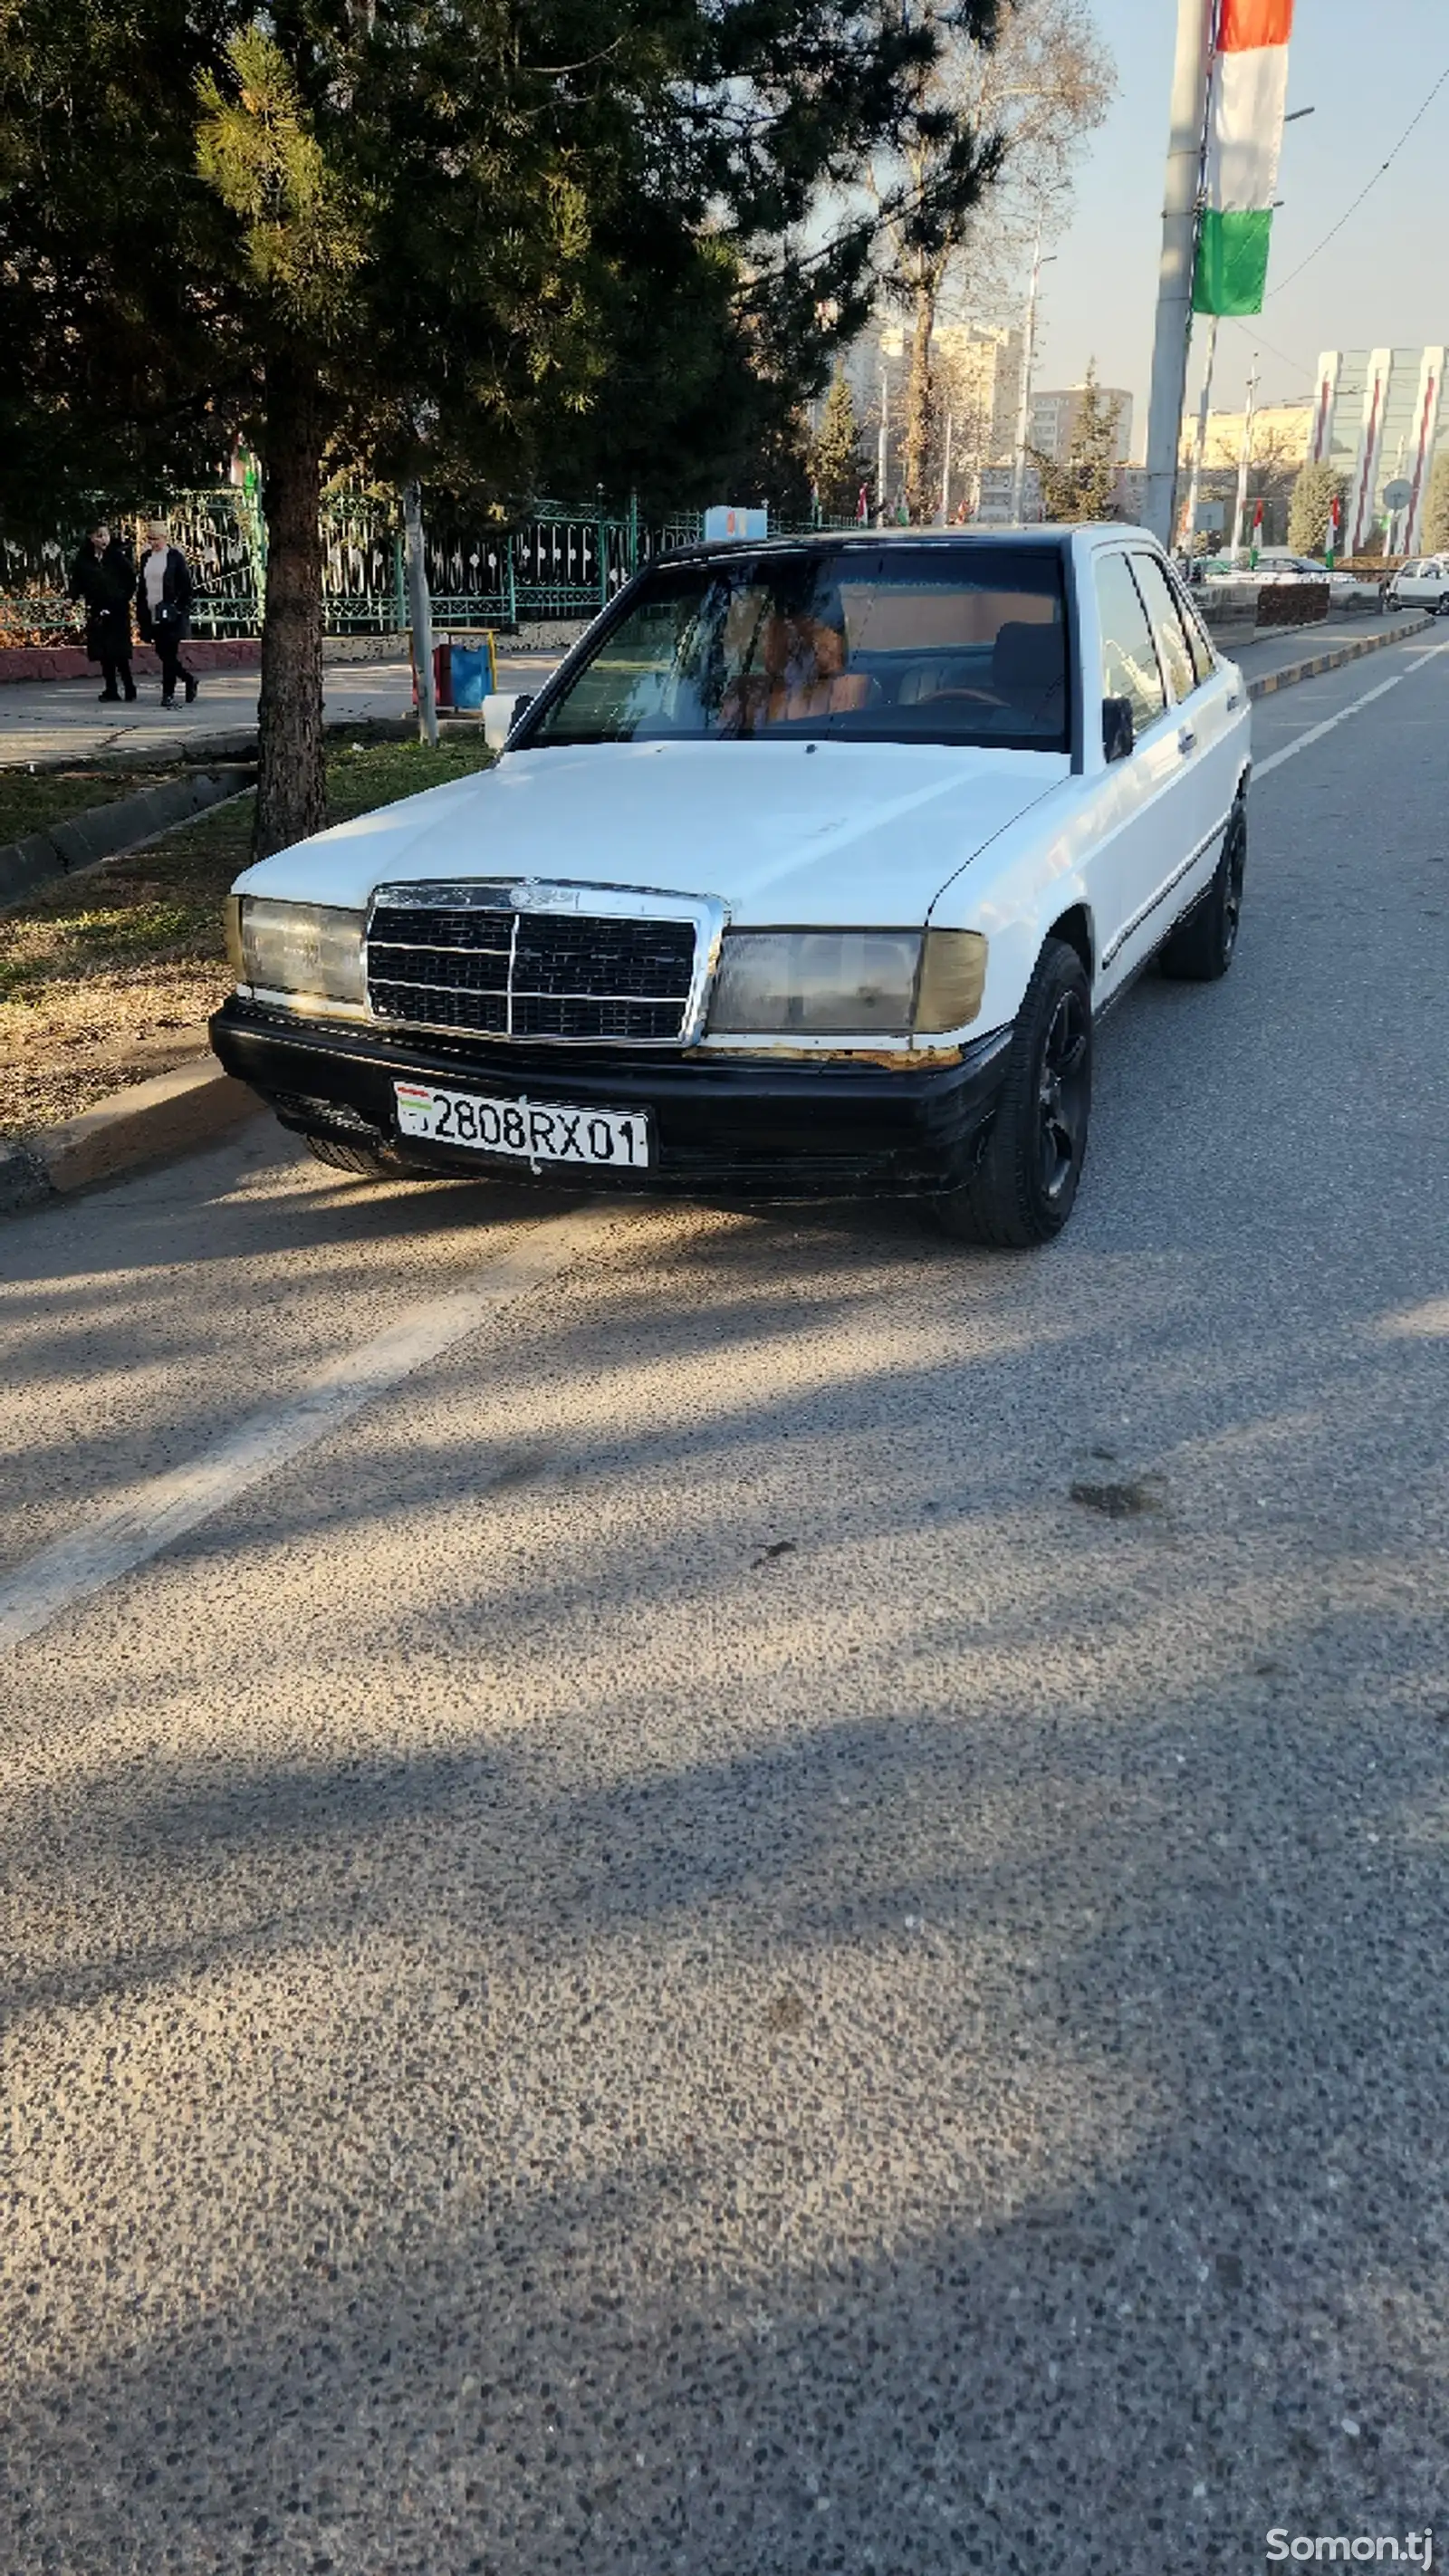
227,897,366,1006
706,928,985,1039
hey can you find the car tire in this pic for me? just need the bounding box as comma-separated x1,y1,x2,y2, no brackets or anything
304,1131,417,1178
1159,799,1246,983
932,937,1092,1248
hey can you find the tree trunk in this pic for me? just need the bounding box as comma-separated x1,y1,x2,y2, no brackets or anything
254,347,326,861
903,279,936,525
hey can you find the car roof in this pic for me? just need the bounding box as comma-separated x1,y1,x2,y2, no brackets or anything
656,523,1158,566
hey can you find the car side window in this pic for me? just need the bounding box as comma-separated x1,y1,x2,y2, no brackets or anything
1131,552,1198,701
1095,551,1166,735
1168,572,1216,686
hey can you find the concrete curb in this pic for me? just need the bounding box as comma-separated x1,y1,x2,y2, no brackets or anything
2,1059,258,1213
1245,611,1434,701
0,764,254,908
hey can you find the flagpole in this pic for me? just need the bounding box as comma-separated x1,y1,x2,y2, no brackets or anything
1143,0,1216,547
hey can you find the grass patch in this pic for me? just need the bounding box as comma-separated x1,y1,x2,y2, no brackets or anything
0,736,494,1136
0,764,184,846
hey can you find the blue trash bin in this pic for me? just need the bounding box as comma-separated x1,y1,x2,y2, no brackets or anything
450,645,490,711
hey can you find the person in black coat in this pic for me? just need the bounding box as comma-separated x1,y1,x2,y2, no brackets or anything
135,520,198,706
68,524,136,702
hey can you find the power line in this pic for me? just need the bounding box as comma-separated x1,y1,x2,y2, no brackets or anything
1223,314,1310,386
1268,59,1449,297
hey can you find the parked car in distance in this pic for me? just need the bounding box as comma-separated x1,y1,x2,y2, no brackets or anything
1202,549,1378,608
212,525,1252,1248
1386,555,1449,613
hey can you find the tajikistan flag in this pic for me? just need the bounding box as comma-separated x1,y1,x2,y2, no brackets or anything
1194,0,1295,316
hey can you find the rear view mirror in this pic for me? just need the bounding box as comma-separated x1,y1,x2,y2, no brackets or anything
1102,696,1135,764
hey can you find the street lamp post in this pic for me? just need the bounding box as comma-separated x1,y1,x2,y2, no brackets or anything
1010,224,1055,524
1181,312,1219,555
1231,353,1261,558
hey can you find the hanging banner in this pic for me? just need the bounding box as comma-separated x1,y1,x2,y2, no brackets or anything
1194,0,1296,317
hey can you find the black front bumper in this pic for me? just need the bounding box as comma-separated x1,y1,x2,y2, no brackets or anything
209,1000,1014,1198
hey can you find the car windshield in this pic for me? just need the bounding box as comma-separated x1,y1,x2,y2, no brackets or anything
526,544,1070,754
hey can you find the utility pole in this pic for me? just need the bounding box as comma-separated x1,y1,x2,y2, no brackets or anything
1011,221,1054,524
402,479,438,749
877,363,889,525
939,409,955,524
1143,0,1215,547
1231,352,1260,557
1181,313,1219,554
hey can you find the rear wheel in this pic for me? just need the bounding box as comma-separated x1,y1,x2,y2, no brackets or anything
304,1132,417,1178
1159,799,1246,982
932,936,1092,1248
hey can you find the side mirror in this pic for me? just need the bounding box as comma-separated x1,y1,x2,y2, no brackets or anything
482,690,533,752
508,693,534,732
1102,696,1135,764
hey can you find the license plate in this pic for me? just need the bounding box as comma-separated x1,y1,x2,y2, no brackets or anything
393,1081,651,1169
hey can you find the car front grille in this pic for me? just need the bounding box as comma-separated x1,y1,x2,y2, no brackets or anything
365,896,698,1043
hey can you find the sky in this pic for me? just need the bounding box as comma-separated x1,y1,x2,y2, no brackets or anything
1028,0,1449,452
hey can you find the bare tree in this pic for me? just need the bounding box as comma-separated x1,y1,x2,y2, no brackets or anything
868,0,1114,520
1243,423,1301,546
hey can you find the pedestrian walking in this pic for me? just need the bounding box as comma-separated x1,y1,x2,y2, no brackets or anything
67,523,136,703
135,521,197,707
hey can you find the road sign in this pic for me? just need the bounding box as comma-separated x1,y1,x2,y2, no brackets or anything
1383,478,1413,511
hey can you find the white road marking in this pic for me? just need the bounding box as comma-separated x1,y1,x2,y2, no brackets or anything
0,1202,618,1655
1254,671,1408,778
1254,637,1446,776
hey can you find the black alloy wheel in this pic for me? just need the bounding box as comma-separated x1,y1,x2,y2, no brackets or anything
1036,985,1091,1204
1160,799,1248,982
933,935,1093,1248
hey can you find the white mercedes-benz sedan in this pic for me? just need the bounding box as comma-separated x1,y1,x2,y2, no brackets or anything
212,524,1250,1245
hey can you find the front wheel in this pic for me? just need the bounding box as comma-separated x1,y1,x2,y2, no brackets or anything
932,937,1092,1248
1159,799,1246,982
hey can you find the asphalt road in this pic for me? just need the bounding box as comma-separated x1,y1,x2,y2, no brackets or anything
3,638,1446,2576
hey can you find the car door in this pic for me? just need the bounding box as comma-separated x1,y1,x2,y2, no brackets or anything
1087,547,1181,997
1132,548,1238,912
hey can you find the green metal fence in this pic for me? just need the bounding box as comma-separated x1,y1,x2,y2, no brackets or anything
4,492,868,647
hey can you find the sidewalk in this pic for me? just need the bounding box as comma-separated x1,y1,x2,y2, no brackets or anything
0,652,561,768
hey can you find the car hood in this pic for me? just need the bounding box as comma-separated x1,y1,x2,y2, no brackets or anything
234,739,1068,927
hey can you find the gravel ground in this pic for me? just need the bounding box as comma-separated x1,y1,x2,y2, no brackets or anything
1,640,1445,2575
0,740,494,1136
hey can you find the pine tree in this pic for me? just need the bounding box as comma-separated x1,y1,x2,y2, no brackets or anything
811,375,866,520
0,0,968,857
1287,462,1346,557
1031,361,1120,523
